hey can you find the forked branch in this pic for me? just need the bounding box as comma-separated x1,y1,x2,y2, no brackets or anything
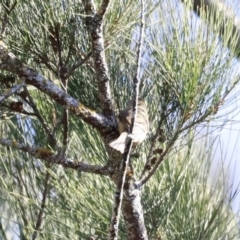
0,42,114,135
0,138,112,175
108,0,147,239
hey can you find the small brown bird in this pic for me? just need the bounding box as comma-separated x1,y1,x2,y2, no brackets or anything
110,99,149,153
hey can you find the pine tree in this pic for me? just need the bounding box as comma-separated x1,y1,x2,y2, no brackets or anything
0,0,239,239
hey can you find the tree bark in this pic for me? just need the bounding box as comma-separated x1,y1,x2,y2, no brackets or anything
121,177,148,240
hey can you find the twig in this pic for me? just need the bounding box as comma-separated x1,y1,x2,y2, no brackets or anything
65,21,77,65
0,138,112,175
0,42,113,134
32,171,50,240
62,109,69,151
98,0,110,17
30,49,58,76
0,101,36,116
140,120,162,179
58,58,69,154
1,0,18,36
140,89,232,185
0,83,25,103
67,52,92,76
108,0,145,239
25,87,57,147
140,130,179,186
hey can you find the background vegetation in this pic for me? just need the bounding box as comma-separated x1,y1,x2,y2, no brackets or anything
0,0,239,239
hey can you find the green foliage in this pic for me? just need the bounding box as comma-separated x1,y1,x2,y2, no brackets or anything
0,0,240,239
143,136,239,239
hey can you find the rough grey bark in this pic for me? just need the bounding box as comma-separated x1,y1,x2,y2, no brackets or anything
0,2,149,239
108,0,147,238
0,138,112,175
82,0,114,116
121,178,148,240
80,1,149,239
0,42,113,135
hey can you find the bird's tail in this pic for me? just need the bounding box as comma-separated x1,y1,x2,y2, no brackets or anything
109,132,128,154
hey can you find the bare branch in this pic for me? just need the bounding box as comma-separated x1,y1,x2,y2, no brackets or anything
62,110,69,150
98,0,110,17
108,1,147,239
67,51,92,76
32,171,50,240
29,49,58,75
140,130,179,186
140,121,162,178
82,0,113,116
122,178,148,240
62,83,69,153
108,138,135,239
25,87,57,147
0,138,111,176
0,42,114,134
1,0,18,36
0,83,25,103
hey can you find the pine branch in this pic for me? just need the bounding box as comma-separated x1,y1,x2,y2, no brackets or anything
60,65,69,154
98,0,110,17
0,83,25,103
25,87,57,148
32,171,50,240
62,110,69,152
140,89,233,186
1,0,18,36
67,51,92,76
0,41,114,135
140,130,180,186
0,138,112,175
82,0,113,116
29,49,58,75
181,0,240,57
140,121,163,178
108,0,148,239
